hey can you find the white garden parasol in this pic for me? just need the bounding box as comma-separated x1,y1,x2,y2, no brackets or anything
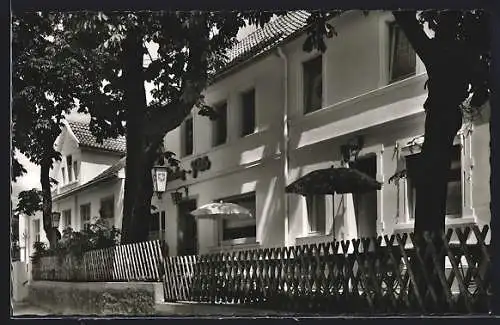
189,201,253,220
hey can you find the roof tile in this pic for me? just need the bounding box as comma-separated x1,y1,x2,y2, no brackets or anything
68,121,126,154
221,11,311,71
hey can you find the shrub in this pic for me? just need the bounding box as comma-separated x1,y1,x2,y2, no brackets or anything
31,217,121,262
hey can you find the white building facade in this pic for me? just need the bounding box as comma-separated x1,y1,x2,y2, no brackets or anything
18,10,491,260
161,10,491,256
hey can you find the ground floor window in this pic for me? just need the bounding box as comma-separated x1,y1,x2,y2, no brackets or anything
100,196,114,227
149,211,166,241
80,203,91,230
220,192,257,243
33,219,40,242
305,195,331,235
405,144,462,219
396,130,472,222
62,209,71,229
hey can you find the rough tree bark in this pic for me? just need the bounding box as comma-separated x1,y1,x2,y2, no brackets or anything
121,27,150,244
120,15,210,244
40,158,57,249
393,11,471,309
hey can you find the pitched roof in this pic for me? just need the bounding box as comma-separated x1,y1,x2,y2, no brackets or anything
68,121,126,154
92,157,126,182
218,11,311,75
53,157,125,201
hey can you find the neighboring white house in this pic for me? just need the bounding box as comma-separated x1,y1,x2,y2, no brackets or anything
18,10,492,260
21,120,128,260
161,10,491,256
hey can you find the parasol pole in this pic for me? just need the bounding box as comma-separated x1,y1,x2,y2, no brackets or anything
341,160,358,241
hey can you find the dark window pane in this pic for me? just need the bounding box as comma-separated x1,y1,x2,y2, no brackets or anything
241,89,256,136
303,56,323,113
213,102,227,146
100,197,114,220
220,192,256,241
66,155,73,182
390,22,416,82
150,212,160,231
184,117,193,156
222,225,257,241
161,211,166,230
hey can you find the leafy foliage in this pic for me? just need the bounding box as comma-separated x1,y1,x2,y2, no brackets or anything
16,188,43,216
31,217,121,261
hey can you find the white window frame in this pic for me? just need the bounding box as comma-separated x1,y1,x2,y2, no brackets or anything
66,155,73,183
240,88,257,137
212,101,228,147
216,192,257,247
305,195,334,236
99,195,116,220
80,203,91,230
33,219,41,243
61,166,66,185
388,21,416,83
395,128,475,225
73,160,79,181
300,53,325,115
62,209,72,229
378,12,423,88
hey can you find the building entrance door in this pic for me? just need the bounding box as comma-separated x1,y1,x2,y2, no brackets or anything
177,199,198,256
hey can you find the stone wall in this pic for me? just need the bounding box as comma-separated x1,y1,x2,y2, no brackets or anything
27,281,164,316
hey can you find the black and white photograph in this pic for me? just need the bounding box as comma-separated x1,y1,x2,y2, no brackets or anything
10,7,495,317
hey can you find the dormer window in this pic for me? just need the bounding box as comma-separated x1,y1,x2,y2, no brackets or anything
61,167,66,184
66,155,73,182
73,160,79,180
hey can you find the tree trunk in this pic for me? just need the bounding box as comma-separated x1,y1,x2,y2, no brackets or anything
413,65,465,310
120,28,150,244
40,158,56,249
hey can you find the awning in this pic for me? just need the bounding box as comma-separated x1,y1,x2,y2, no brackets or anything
285,167,382,195
189,202,253,220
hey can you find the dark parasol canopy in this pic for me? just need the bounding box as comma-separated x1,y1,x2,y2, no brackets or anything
285,167,382,195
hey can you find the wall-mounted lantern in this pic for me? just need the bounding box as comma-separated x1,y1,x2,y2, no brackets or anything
51,212,61,229
152,165,168,199
171,186,189,205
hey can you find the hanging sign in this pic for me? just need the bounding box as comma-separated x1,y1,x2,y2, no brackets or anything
190,156,211,178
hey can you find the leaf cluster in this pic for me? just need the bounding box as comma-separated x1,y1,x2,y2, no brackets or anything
31,217,121,262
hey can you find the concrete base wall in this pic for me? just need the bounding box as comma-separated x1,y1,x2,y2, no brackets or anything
12,261,29,302
27,281,164,316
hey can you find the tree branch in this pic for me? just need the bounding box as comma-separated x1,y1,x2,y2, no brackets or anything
392,10,434,67
142,14,210,158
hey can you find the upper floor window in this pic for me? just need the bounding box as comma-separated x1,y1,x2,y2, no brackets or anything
61,167,66,184
303,55,323,114
241,89,256,137
66,155,73,182
63,209,72,229
182,116,194,157
33,219,40,242
80,203,91,230
73,160,79,180
213,102,227,146
220,192,256,243
389,22,416,83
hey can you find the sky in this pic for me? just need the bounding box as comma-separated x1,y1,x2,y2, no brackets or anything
11,20,260,208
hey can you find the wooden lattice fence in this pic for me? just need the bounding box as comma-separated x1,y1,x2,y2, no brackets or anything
163,226,492,314
32,240,167,282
